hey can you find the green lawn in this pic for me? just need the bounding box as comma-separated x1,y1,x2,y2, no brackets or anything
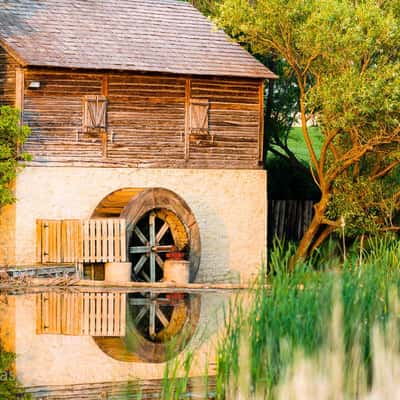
286,126,323,164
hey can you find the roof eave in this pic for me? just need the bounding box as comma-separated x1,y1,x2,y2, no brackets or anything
0,39,28,67
20,61,277,80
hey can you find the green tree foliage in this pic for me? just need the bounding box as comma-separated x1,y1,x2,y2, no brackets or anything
190,0,318,200
216,0,400,258
189,0,218,15
0,106,30,207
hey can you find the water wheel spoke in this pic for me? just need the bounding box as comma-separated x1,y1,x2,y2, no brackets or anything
152,245,176,253
156,255,164,270
149,212,156,282
134,226,148,245
149,302,156,338
134,254,148,274
141,270,151,282
155,306,170,328
130,245,150,254
156,222,169,243
135,305,149,324
129,298,149,306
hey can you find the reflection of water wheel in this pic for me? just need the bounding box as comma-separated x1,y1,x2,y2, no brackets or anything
129,292,188,341
94,292,200,363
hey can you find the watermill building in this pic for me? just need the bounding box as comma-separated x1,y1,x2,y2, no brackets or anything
0,0,275,283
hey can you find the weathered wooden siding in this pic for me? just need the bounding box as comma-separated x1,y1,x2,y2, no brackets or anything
23,70,104,162
189,78,260,165
22,68,263,169
107,73,186,166
0,46,18,106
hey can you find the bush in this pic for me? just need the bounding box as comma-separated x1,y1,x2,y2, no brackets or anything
0,106,30,207
0,342,29,399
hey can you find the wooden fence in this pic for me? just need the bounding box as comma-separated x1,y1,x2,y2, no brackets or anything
268,200,315,243
36,292,126,336
36,219,126,264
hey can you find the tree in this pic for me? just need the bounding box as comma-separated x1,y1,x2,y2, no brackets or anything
0,106,30,207
216,0,400,259
190,0,318,200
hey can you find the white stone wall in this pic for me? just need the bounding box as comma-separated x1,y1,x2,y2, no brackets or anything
14,167,267,282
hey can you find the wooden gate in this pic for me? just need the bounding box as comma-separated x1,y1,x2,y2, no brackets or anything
36,219,126,264
36,292,126,336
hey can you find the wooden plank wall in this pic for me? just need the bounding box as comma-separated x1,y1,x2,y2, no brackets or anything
23,70,103,162
0,46,18,106
189,78,260,166
268,200,315,243
22,68,263,169
107,73,186,166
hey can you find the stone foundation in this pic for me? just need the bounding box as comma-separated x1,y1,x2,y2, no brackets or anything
2,167,267,282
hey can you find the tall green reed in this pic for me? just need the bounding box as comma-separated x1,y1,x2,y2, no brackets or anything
216,236,400,399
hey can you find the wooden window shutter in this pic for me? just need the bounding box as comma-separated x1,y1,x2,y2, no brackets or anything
83,95,107,131
189,99,209,133
36,218,127,264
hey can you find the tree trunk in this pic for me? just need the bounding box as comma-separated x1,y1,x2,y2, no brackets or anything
295,194,329,262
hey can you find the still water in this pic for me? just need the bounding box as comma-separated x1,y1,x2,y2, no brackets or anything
0,288,234,399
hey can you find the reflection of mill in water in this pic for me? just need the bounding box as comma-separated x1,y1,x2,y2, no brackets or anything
36,290,200,362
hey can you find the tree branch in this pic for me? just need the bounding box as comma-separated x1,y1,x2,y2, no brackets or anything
326,135,400,187
310,225,337,253
319,129,339,172
321,218,342,227
370,161,399,181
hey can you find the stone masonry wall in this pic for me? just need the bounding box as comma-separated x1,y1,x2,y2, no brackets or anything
14,167,267,282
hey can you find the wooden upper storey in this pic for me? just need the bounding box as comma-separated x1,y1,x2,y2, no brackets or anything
0,46,266,169
0,0,275,169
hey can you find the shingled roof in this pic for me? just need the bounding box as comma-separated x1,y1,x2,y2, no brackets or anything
0,0,275,79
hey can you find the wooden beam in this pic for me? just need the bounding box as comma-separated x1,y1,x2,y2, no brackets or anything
15,67,25,122
184,78,191,161
102,75,109,96
258,79,265,163
28,277,265,291
101,75,109,158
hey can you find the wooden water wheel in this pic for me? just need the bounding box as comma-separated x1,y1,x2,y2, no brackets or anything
92,187,201,282
121,188,201,283
129,209,185,282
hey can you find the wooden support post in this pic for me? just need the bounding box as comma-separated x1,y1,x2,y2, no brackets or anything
15,67,25,118
258,79,265,163
15,67,25,155
101,75,109,158
184,78,191,161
